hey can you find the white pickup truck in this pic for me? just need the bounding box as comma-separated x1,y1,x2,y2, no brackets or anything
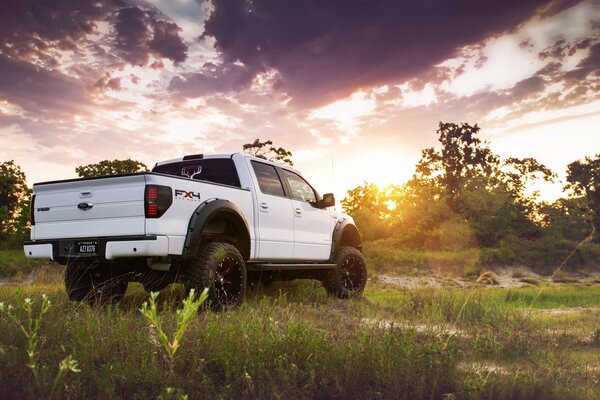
24,153,367,308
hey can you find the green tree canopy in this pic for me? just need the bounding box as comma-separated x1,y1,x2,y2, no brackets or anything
565,154,600,237
242,139,293,166
0,160,31,240
415,122,500,211
75,159,148,178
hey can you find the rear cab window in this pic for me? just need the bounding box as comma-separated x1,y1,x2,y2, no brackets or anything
152,158,241,187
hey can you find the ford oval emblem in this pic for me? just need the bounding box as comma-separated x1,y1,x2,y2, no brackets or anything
77,202,94,210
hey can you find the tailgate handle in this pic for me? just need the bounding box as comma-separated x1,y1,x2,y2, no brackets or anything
77,202,94,211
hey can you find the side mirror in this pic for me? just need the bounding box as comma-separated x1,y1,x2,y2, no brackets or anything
320,193,335,208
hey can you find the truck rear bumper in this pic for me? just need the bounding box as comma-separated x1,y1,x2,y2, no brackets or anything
24,235,170,262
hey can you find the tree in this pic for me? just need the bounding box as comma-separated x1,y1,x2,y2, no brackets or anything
242,139,293,166
415,122,500,211
341,183,395,240
0,160,31,240
565,154,600,238
75,159,148,178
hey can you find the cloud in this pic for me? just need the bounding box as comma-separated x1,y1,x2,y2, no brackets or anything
115,6,188,66
0,55,91,117
0,0,188,70
169,62,254,95
0,0,110,61
195,0,577,106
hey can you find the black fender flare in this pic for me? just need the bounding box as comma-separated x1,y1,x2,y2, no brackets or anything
182,199,251,260
329,219,362,261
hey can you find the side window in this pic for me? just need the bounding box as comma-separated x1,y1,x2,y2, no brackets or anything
251,161,285,196
283,170,317,203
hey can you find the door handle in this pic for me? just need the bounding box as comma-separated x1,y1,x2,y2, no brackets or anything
294,207,302,215
260,202,269,210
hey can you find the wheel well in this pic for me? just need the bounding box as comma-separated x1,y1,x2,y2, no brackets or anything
339,225,362,251
201,211,251,260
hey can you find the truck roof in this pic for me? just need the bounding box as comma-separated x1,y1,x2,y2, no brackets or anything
154,153,301,174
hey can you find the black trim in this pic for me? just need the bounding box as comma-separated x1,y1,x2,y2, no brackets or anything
329,220,362,260
183,153,204,160
182,199,251,260
247,263,336,271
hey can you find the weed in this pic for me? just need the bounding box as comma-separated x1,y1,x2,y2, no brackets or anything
140,288,208,398
0,294,80,399
140,288,208,371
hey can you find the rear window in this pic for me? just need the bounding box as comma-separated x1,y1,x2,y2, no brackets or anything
152,158,241,187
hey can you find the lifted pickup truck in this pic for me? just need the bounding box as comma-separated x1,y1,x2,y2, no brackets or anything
24,153,367,308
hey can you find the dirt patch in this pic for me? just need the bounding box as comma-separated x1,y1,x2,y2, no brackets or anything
527,307,600,316
376,267,600,290
361,317,470,338
376,274,468,289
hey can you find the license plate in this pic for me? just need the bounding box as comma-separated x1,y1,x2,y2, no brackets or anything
76,240,98,255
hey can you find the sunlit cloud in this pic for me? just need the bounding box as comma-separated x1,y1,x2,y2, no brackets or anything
308,91,376,142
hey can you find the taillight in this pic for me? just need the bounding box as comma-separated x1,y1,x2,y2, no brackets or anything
30,194,36,225
145,185,172,218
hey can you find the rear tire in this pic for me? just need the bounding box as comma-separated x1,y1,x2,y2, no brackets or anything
185,242,247,310
65,261,128,303
323,246,367,298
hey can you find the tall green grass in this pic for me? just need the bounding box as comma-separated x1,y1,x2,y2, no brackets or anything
0,281,598,399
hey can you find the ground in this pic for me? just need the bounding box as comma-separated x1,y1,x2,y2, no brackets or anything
0,261,599,399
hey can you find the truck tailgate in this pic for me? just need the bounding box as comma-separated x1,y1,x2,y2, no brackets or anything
32,174,146,240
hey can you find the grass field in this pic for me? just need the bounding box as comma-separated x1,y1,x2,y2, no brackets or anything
0,249,44,278
1,266,599,400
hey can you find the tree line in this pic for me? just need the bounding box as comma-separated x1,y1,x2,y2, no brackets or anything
2,128,598,270
341,122,599,270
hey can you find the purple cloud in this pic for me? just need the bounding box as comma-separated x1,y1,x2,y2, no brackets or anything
169,62,254,96
0,55,90,116
190,0,578,106
0,0,188,69
115,6,188,66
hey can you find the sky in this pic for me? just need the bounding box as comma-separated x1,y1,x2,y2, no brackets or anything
0,0,599,203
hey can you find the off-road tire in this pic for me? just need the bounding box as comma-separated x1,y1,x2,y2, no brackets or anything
322,246,367,298
185,242,247,310
65,261,128,303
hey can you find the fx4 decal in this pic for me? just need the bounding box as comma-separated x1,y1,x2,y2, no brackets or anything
175,189,201,201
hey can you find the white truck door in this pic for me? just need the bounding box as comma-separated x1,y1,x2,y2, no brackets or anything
281,169,331,261
250,160,295,260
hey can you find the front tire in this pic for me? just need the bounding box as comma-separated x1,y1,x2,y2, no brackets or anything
323,246,367,298
185,242,247,310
